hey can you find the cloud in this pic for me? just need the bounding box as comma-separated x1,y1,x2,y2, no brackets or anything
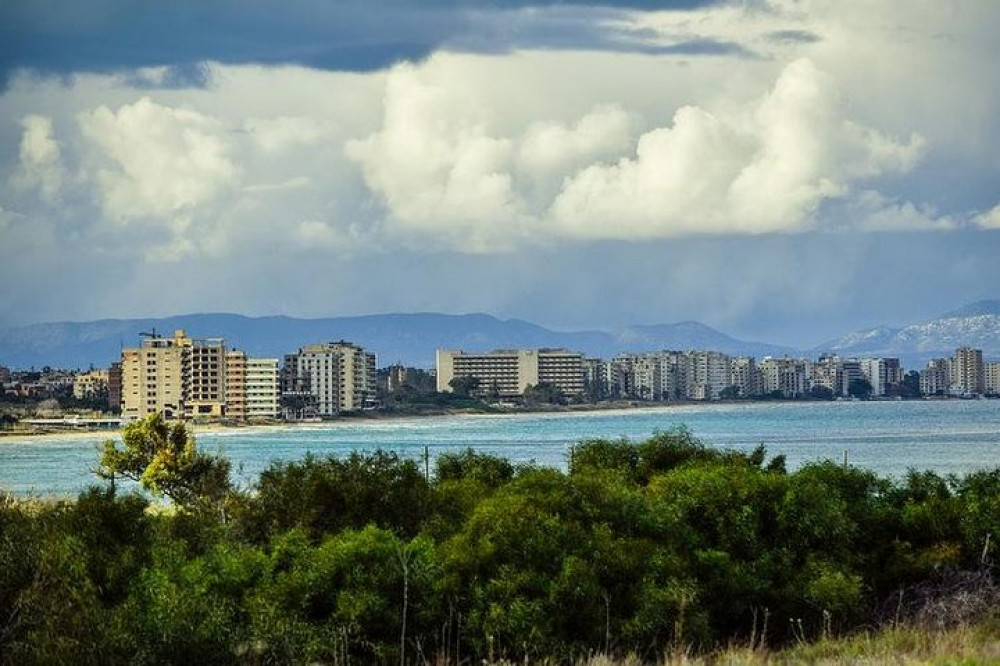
552,58,925,238
850,191,957,232
346,62,524,250
975,204,1000,230
0,0,719,89
78,97,239,232
1,0,998,338
12,114,63,202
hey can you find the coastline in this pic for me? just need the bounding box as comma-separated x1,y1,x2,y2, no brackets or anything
0,397,952,445
0,400,710,443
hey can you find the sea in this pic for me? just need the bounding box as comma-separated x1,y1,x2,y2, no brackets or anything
2,399,999,497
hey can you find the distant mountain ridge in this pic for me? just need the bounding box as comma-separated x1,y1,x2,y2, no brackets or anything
0,312,793,370
816,300,1000,366
3,301,996,370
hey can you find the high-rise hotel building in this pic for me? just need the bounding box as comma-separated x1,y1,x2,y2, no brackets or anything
436,348,585,398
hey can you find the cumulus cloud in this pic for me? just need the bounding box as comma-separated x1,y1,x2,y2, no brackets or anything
975,204,1000,230
346,62,524,250
79,97,239,223
245,116,331,154
552,58,925,238
13,115,64,202
850,191,957,232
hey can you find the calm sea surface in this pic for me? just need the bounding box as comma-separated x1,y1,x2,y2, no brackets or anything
2,400,999,496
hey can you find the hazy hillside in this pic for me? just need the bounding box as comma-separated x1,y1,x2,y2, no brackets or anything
816,300,1000,365
0,313,788,369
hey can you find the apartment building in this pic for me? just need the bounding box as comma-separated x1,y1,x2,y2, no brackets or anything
436,348,585,398
860,358,902,397
682,350,731,400
759,357,809,398
986,361,1000,396
120,329,229,420
121,331,187,420
246,358,280,420
107,362,122,414
920,358,950,396
284,341,377,416
951,346,985,395
730,356,762,398
225,351,248,420
73,369,108,400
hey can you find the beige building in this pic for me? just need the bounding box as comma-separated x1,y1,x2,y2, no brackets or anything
920,358,950,396
73,369,109,400
986,361,1000,396
951,347,985,395
185,337,227,418
284,342,376,416
225,350,248,421
121,329,228,421
437,348,585,398
760,357,809,398
121,331,187,420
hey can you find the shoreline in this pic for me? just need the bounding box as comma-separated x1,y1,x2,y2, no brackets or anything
0,396,976,444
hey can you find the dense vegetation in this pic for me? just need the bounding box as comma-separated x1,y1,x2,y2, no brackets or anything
1,415,998,664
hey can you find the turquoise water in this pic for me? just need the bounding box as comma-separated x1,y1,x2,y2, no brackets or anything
2,400,999,496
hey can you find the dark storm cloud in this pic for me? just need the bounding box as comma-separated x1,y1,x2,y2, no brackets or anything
0,0,720,89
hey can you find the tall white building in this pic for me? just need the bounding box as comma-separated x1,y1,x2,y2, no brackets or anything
246,358,280,420
860,358,902,397
284,342,377,416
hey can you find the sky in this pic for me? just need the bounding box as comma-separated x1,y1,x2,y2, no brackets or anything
1,0,998,348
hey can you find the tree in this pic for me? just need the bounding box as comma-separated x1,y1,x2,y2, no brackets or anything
718,385,740,400
847,378,873,400
523,381,566,405
448,376,481,398
97,414,231,510
809,385,835,401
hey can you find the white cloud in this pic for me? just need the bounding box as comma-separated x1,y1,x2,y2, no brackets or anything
245,116,332,154
850,191,957,232
974,203,1000,230
346,61,525,250
518,104,634,179
78,97,239,223
13,115,64,202
551,58,925,239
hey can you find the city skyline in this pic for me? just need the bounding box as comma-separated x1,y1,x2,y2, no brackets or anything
2,1,999,348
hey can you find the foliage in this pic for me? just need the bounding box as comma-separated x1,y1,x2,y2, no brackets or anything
97,414,231,510
4,431,1000,663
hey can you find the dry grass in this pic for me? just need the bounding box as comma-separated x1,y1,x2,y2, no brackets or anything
482,622,1000,665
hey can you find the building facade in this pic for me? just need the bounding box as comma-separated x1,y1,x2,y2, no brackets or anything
951,346,985,395
73,369,109,400
284,342,377,416
245,358,280,420
986,361,1000,397
121,331,187,420
437,348,585,398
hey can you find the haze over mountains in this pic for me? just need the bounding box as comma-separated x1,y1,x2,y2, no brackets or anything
1,301,998,370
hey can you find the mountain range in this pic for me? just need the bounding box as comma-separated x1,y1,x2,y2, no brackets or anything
814,300,1000,366
0,301,998,370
